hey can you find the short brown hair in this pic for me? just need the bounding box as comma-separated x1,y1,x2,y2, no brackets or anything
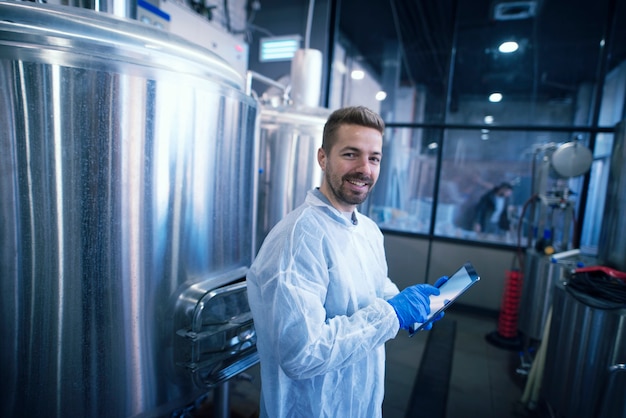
321,106,385,152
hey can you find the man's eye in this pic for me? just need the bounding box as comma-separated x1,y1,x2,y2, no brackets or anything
343,153,355,158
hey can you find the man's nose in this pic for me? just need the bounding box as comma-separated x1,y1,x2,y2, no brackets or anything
355,156,372,176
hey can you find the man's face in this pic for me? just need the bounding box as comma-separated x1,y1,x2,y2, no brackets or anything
317,124,383,212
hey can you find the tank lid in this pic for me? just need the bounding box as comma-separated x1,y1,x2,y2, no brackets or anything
0,1,244,89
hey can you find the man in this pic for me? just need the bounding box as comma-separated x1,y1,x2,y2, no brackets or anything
473,182,514,235
246,106,445,418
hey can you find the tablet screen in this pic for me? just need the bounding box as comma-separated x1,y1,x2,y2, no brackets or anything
410,262,480,333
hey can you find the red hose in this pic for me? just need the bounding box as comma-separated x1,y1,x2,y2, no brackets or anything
575,265,626,281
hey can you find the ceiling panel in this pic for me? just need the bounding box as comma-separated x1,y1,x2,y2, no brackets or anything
338,0,624,102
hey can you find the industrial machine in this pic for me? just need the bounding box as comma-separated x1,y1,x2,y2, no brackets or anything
517,139,593,341
136,0,249,76
519,123,626,417
0,2,258,416
539,121,626,418
246,0,331,252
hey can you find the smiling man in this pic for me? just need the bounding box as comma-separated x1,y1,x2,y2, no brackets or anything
246,106,445,418
317,114,382,211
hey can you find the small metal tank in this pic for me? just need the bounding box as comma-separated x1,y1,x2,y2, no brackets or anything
518,249,594,341
541,276,626,418
518,250,564,341
0,2,258,417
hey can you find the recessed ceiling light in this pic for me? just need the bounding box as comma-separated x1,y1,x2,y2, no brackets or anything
489,92,503,102
484,115,494,124
493,1,538,20
351,70,365,80
499,41,519,53
375,91,387,101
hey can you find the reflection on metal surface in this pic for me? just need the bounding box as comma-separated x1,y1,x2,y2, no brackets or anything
598,121,626,272
0,2,257,417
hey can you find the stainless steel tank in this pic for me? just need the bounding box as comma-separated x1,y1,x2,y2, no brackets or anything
0,2,258,417
255,105,330,252
517,250,561,341
518,249,594,341
541,279,626,418
598,120,626,272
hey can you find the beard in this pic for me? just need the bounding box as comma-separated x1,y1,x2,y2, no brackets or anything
325,171,375,206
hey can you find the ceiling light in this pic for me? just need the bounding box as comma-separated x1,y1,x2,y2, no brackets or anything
481,133,490,140
375,91,387,101
428,142,438,150
334,61,347,74
489,92,503,102
351,70,365,80
484,115,494,124
498,41,519,53
493,1,538,20
259,35,301,62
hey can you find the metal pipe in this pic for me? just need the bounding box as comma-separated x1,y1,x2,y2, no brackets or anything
246,70,290,103
304,0,315,50
213,382,230,418
550,248,581,261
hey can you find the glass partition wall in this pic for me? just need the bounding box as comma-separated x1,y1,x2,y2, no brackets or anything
332,0,626,252
364,125,610,248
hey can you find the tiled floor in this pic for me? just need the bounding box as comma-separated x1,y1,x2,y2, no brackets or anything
196,309,533,418
383,309,528,418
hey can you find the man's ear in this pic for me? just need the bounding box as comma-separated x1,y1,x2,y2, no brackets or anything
317,147,326,171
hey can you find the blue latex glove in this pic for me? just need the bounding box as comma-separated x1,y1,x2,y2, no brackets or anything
416,276,450,331
434,275,449,288
421,276,450,328
420,311,445,331
387,284,440,330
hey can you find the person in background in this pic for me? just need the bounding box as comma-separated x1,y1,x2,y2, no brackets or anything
246,106,447,418
473,182,514,235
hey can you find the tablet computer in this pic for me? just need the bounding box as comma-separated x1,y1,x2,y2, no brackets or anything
409,262,481,334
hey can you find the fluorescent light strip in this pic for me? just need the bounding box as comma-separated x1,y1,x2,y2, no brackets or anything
260,37,301,62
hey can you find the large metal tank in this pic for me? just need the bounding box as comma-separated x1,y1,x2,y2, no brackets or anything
255,105,330,252
0,2,258,417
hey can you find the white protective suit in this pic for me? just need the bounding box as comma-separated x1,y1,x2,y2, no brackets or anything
247,188,401,418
